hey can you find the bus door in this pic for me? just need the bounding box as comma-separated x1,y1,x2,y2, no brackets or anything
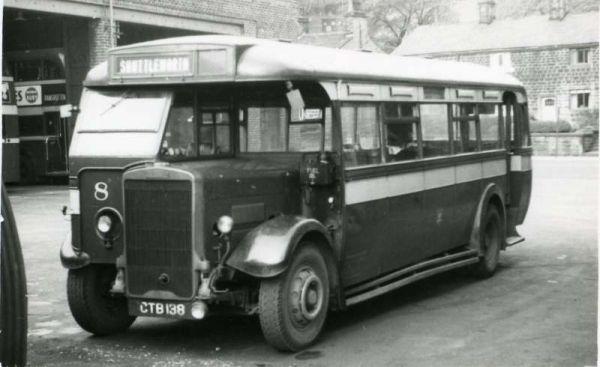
505,95,532,238
44,111,68,174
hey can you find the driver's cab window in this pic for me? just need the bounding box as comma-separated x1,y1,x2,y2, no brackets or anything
161,92,195,158
200,108,231,155
161,91,232,159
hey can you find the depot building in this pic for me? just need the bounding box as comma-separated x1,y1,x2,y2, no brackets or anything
2,0,300,182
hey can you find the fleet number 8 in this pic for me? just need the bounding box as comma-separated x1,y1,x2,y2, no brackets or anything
139,301,185,316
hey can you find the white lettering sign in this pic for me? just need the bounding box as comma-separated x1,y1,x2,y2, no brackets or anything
117,56,191,76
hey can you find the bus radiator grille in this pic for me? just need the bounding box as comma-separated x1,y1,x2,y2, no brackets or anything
124,180,194,299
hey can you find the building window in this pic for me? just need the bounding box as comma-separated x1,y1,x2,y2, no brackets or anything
571,49,590,64
570,92,590,108
489,52,513,72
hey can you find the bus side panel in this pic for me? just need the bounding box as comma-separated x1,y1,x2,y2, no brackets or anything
452,175,483,248
453,157,508,246
2,115,20,183
383,191,423,273
342,198,389,285
421,174,455,258
19,140,46,183
509,153,532,228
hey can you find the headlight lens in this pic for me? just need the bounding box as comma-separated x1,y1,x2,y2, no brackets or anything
216,215,234,234
97,215,113,233
94,208,122,241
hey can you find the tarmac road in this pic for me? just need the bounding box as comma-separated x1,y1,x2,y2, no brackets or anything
7,156,597,367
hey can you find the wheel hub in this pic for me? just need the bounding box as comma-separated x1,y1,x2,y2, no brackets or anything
290,268,324,325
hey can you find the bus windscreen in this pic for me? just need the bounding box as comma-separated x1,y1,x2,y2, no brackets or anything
77,89,170,132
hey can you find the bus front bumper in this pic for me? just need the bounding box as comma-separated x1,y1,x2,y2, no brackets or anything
60,231,91,269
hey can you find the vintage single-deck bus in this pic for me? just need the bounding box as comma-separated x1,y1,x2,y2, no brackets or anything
61,36,531,351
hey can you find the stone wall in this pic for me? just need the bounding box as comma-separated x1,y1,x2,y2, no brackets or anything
531,131,596,156
433,45,599,128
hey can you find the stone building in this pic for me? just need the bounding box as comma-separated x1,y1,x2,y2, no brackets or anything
393,0,599,130
295,0,380,51
2,0,301,182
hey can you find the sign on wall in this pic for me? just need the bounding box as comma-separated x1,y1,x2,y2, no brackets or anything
15,85,42,106
14,84,67,107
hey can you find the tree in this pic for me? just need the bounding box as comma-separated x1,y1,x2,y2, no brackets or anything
364,0,457,53
496,0,598,18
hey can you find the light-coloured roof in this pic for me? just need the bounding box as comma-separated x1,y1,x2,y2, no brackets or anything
394,12,599,56
86,35,523,88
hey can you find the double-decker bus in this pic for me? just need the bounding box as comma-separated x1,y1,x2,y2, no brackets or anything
2,68,19,183
6,50,69,183
60,36,532,351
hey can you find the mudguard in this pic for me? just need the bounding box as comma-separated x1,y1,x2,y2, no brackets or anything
60,231,91,269
226,215,333,278
468,183,506,253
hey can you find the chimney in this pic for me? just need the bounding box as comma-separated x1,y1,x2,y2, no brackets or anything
298,17,309,34
478,0,496,24
346,0,368,49
549,0,567,20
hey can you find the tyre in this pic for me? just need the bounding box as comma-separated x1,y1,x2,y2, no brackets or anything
0,184,27,367
259,243,330,351
67,265,135,336
471,205,503,278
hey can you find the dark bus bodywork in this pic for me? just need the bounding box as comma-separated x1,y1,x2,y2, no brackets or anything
2,75,20,183
61,36,532,351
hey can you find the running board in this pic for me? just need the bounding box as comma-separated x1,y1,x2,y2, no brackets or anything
345,250,479,307
505,236,525,247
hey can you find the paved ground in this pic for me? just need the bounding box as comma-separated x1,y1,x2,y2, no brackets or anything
7,157,598,367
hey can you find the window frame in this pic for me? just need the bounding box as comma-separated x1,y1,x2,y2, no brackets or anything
160,90,235,161
381,102,423,162
570,91,591,109
571,48,590,64
451,103,482,154
340,102,383,168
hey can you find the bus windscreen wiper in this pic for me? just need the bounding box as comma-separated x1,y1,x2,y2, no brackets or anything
99,90,130,116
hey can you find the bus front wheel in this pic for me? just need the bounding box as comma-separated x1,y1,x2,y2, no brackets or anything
471,206,503,278
67,265,136,335
259,243,330,351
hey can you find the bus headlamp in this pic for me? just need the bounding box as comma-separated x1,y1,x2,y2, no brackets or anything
94,208,122,241
216,215,234,235
97,215,113,233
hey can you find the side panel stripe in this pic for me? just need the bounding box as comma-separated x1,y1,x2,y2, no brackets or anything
345,158,506,205
510,155,532,171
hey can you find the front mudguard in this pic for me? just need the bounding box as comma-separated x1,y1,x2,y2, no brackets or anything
226,215,332,278
60,231,91,269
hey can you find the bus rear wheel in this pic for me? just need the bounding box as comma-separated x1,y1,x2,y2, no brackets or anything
471,206,503,278
67,264,135,335
259,243,329,351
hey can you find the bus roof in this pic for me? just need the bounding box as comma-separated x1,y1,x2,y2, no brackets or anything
85,35,524,89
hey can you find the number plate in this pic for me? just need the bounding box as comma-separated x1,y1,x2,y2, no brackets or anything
128,300,190,319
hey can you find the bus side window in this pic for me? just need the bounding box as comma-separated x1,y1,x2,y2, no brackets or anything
518,103,531,147
341,104,380,167
242,107,287,152
420,104,450,158
383,103,419,162
452,104,479,154
479,103,504,150
288,107,331,152
161,92,196,158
